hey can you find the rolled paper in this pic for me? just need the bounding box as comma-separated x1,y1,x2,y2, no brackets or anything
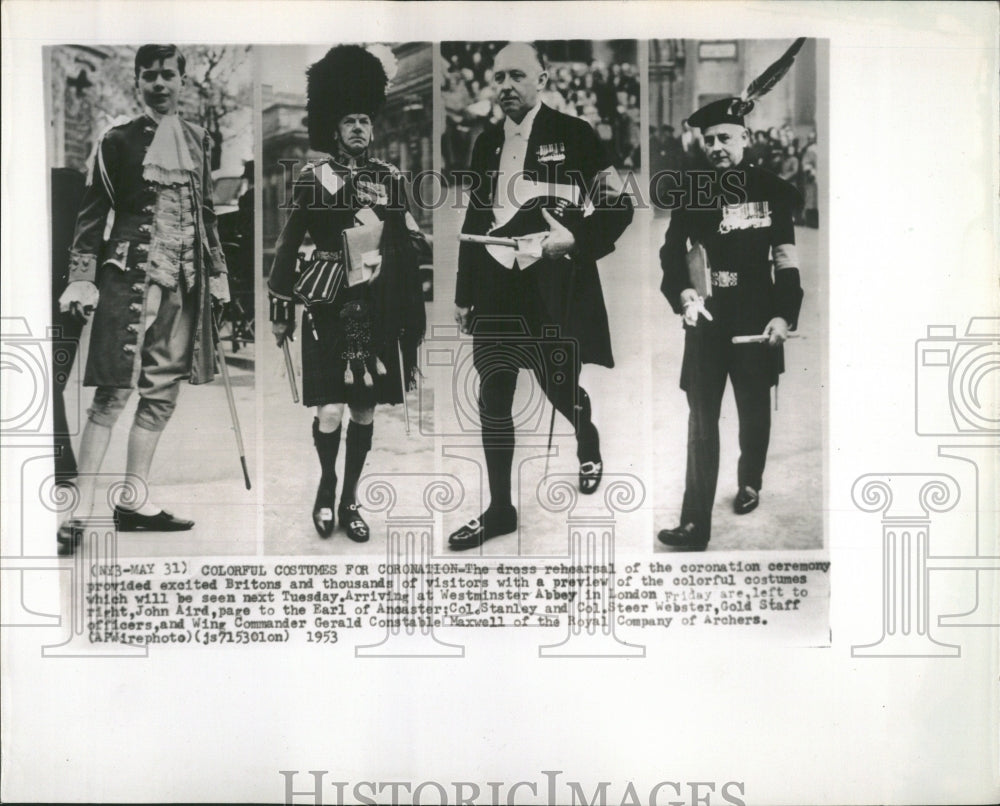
458,233,518,248
732,333,803,344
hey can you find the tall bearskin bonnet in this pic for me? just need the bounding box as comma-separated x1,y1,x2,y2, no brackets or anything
306,45,389,153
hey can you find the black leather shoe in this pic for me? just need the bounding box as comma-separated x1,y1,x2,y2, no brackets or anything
579,460,603,495
338,502,370,543
57,519,83,556
448,506,517,551
734,486,760,515
313,484,336,538
657,523,708,551
114,506,194,532
577,424,602,495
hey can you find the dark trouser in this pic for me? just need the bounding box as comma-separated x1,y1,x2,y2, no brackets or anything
680,323,772,538
474,337,593,511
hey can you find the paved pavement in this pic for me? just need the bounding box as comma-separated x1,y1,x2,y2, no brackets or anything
62,338,257,557
261,311,436,557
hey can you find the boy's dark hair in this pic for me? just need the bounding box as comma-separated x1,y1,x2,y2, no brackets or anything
134,44,186,79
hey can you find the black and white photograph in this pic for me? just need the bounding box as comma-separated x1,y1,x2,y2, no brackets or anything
260,43,434,553
2,3,998,805
436,39,649,556
45,43,255,557
647,38,825,552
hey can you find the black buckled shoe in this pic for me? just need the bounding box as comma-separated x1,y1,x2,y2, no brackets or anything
313,484,336,538
657,523,708,551
577,421,602,495
338,502,370,543
57,519,84,556
448,506,518,551
113,506,194,532
734,486,760,515
579,460,603,495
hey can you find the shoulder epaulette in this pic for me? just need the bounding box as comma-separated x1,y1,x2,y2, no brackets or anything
369,157,401,175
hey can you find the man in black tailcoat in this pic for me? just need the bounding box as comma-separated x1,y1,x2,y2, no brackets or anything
449,42,634,550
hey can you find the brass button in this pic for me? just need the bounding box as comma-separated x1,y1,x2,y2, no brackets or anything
139,224,151,233
123,344,136,354
126,323,139,333
131,283,143,292
129,302,142,313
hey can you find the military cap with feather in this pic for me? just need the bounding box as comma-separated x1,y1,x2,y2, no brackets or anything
306,45,389,153
688,38,806,131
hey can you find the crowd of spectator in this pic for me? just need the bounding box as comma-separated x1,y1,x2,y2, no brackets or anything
650,121,819,226
442,41,641,176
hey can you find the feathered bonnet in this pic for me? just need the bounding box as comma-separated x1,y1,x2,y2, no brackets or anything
688,38,806,130
306,44,396,152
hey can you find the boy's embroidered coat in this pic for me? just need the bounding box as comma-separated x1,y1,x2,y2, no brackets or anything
68,114,228,388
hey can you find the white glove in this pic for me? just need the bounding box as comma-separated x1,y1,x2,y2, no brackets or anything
763,316,789,346
59,281,99,321
209,274,231,305
680,288,713,327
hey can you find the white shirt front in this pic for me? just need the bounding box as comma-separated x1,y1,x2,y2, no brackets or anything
489,101,543,269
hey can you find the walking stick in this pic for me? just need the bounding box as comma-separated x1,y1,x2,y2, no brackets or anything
544,394,558,477
282,339,299,404
397,337,411,435
213,318,252,490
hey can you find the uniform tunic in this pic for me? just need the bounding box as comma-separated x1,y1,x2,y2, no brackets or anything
659,163,804,536
267,156,430,408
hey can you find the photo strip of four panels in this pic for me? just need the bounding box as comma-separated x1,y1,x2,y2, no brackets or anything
47,39,824,560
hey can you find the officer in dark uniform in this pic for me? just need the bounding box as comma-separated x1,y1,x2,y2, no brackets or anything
56,44,230,555
448,42,634,550
657,96,804,551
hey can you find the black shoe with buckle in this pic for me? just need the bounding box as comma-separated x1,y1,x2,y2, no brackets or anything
577,423,603,495
448,506,517,551
57,519,84,556
113,506,194,532
579,460,603,495
734,486,760,515
338,502,370,543
657,522,708,551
